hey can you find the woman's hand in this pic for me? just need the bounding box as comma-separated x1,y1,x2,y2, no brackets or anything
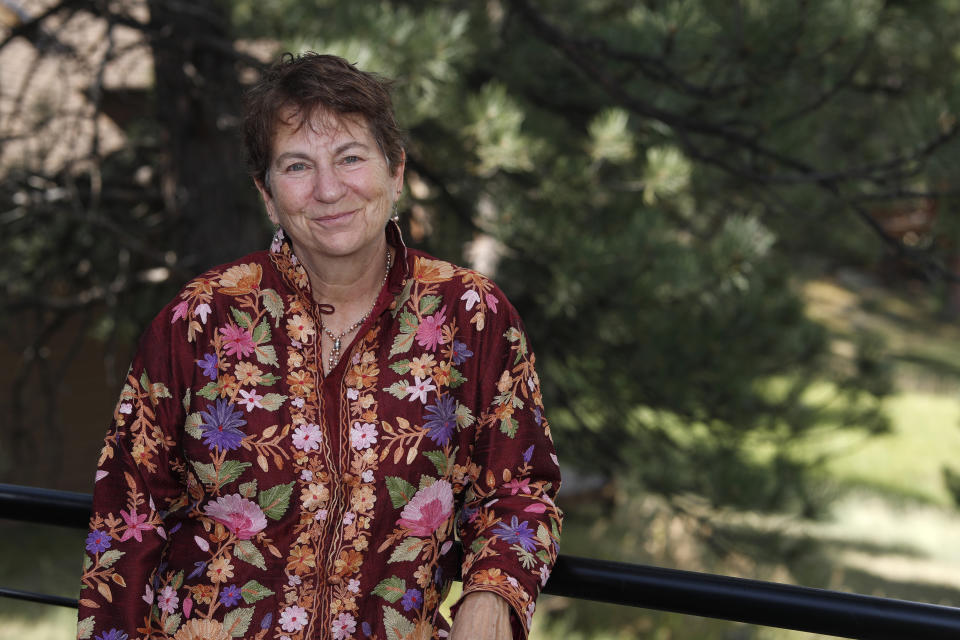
450,591,513,640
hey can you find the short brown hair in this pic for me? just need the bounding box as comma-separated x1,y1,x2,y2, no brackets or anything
242,52,404,192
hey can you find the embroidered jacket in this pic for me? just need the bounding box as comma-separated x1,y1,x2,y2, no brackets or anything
78,224,562,640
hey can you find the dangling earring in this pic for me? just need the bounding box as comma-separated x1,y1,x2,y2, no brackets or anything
270,226,285,253
391,200,400,223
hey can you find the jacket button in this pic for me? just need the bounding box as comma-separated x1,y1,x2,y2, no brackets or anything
328,575,342,585
341,472,355,484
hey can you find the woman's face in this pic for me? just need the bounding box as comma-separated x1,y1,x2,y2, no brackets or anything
257,109,404,266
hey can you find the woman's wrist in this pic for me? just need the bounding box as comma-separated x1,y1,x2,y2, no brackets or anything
450,591,513,640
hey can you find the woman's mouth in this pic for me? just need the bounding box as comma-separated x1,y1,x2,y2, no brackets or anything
311,209,357,224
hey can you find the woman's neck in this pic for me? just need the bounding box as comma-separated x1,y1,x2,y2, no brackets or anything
295,238,391,327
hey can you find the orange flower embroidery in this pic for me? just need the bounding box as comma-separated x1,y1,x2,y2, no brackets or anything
217,263,263,296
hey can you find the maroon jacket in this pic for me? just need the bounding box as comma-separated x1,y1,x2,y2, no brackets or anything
78,223,561,640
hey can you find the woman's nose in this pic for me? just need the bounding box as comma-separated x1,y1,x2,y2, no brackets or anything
312,168,347,202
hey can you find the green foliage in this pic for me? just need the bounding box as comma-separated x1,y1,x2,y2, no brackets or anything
10,0,960,526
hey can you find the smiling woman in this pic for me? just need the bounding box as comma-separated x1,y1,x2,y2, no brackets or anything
77,52,561,640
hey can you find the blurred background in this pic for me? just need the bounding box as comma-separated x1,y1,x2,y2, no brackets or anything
4,0,960,638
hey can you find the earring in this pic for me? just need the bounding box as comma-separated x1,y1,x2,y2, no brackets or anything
391,201,400,223
270,226,285,253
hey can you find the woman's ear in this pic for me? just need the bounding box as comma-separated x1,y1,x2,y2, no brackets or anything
393,149,406,192
254,176,279,226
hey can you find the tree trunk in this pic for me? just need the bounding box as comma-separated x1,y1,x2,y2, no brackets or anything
147,0,265,273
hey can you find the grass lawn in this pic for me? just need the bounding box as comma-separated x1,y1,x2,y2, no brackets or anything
816,392,960,506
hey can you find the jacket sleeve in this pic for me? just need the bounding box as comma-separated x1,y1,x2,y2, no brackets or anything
78,305,195,640
452,293,562,639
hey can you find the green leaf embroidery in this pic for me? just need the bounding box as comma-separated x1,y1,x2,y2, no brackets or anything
239,480,258,499
372,576,406,603
385,476,416,508
218,460,252,488
391,280,413,318
99,550,125,569
470,537,487,553
171,570,185,590
448,367,467,389
191,461,217,486
504,327,522,343
258,481,295,520
139,371,152,392
259,372,280,386
390,359,412,375
518,332,528,357
389,331,416,357
252,318,271,344
163,613,182,635
184,412,203,439
182,387,191,412
255,344,279,368
196,381,219,401
537,523,551,549
383,380,410,400
388,537,425,563
399,310,419,334
174,606,194,630
223,606,255,637
419,295,442,315
77,616,95,639
261,288,284,327
233,540,266,570
259,393,287,411
230,307,252,329
514,545,537,569
499,416,519,438
536,550,551,563
240,579,275,604
423,450,450,476
383,606,416,640
455,403,475,428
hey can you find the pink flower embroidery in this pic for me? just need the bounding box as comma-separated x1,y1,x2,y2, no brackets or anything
203,494,267,540
405,376,436,404
460,290,480,311
237,389,263,412
504,478,531,495
219,324,256,358
415,306,447,351
397,480,454,537
485,293,499,313
194,303,211,324
280,605,308,632
171,300,189,323
157,585,179,614
331,612,357,639
292,423,322,451
119,509,153,542
350,422,378,450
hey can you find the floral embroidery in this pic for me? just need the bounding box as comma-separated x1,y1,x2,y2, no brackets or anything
79,228,561,640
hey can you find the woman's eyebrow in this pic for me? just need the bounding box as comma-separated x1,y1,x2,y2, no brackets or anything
274,151,311,165
334,141,371,155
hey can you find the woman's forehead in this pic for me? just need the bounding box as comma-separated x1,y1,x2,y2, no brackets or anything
275,106,372,147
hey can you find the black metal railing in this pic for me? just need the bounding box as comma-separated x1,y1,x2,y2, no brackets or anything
3,482,960,639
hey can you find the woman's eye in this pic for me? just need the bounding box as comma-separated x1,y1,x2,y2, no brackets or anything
286,162,307,172
342,155,362,165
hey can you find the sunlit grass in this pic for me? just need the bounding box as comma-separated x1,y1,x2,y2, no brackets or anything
0,607,76,640
814,392,960,505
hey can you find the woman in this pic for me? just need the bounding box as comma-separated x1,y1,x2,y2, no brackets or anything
78,53,561,640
